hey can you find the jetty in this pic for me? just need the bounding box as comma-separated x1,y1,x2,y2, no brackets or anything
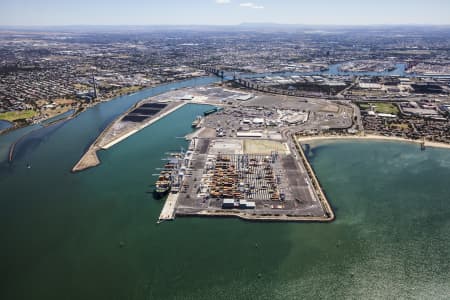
156,136,198,223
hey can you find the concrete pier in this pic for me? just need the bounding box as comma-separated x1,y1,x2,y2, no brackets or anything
158,193,179,223
293,134,335,221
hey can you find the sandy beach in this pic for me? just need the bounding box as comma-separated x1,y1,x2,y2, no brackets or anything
297,134,450,150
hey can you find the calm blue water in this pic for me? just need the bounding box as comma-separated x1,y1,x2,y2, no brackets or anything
41,109,76,125
326,63,407,76
0,120,13,130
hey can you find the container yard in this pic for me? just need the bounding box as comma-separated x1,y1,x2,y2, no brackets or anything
173,136,334,222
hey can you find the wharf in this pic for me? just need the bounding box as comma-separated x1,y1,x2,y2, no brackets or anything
176,209,335,222
158,193,179,223
293,135,335,221
157,137,197,223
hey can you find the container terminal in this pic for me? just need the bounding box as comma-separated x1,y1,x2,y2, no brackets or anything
157,134,334,223
148,85,353,222
73,84,354,222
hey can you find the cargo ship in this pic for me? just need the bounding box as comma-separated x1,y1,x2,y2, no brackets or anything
153,154,184,197
203,107,222,116
154,172,172,197
163,157,180,170
191,116,202,128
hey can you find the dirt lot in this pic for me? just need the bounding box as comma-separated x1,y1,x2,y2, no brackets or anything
243,139,288,154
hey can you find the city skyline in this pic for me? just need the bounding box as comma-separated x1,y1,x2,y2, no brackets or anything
1,0,450,26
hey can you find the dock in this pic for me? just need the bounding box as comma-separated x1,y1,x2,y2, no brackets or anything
293,134,335,221
156,137,198,223
157,193,179,223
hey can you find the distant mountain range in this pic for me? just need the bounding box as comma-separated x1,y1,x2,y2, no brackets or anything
1,23,449,33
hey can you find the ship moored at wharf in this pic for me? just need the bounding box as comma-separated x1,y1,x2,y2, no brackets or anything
153,149,194,199
191,116,203,128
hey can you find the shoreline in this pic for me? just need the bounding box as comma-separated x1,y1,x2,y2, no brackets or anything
72,99,217,172
71,79,221,173
7,108,84,162
293,135,335,222
297,134,450,150
71,101,188,172
0,104,85,137
0,75,209,137
101,101,188,150
176,210,336,222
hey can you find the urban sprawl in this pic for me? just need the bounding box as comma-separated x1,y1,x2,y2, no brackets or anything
1,26,449,142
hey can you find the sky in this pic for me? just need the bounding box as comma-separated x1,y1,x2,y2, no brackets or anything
0,0,449,26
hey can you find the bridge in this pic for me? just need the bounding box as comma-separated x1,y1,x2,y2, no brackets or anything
197,66,225,79
198,65,330,99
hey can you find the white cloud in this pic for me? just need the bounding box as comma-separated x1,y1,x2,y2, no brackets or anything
240,2,264,9
215,0,231,4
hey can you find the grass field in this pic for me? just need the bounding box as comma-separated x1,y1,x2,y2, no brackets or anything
390,123,410,130
359,102,399,115
112,86,142,96
0,110,37,122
